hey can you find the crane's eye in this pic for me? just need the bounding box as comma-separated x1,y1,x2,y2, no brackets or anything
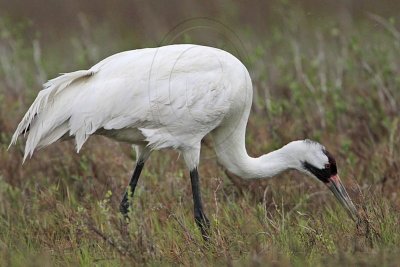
324,163,330,169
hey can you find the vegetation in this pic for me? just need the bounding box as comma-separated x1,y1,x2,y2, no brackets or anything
1,1,399,266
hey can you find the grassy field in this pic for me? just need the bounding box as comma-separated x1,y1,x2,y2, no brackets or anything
1,1,400,266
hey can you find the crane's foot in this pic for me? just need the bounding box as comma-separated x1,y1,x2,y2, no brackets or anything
119,193,131,222
195,214,211,241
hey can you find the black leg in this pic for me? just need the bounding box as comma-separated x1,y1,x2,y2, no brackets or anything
190,168,210,240
120,160,145,219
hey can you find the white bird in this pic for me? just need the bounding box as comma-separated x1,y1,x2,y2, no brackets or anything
9,44,358,238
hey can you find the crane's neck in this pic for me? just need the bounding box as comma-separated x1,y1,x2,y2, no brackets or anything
212,119,298,179
216,143,297,179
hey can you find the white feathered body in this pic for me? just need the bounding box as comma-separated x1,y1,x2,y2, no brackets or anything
10,44,253,169
9,44,358,221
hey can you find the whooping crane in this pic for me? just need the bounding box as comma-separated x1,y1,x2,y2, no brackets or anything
9,44,359,238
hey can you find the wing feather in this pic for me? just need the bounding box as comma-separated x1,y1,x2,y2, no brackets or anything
10,44,243,160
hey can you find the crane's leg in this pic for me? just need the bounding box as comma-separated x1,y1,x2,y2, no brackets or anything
120,145,151,219
190,168,210,240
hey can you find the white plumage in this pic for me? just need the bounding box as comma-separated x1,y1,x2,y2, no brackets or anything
11,45,249,168
9,44,359,230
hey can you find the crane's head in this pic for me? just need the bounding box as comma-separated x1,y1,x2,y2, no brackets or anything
284,140,359,221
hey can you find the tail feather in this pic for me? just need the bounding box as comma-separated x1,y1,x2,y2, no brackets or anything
9,69,95,162
37,122,70,149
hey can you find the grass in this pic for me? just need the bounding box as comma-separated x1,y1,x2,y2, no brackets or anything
1,1,400,266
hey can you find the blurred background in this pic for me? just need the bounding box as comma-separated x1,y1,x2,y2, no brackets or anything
0,0,399,266
2,0,400,40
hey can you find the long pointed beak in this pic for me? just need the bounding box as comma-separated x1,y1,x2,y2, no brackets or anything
326,175,360,222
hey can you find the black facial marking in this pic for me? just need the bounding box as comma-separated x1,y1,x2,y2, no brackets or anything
322,149,337,175
302,149,337,183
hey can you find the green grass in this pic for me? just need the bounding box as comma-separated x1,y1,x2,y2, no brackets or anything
1,1,400,266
